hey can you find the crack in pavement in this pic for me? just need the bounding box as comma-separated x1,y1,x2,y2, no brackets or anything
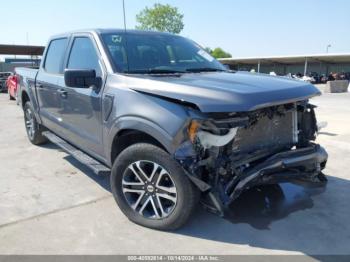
0,195,113,230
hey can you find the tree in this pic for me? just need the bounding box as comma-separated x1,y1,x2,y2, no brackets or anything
210,48,232,59
204,47,213,54
136,3,184,34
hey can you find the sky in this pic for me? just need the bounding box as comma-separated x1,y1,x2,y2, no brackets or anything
1,0,349,60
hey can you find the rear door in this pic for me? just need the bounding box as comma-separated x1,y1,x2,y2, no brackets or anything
36,37,69,137
57,34,106,158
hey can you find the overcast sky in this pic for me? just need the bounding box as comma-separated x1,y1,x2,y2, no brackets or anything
1,0,349,59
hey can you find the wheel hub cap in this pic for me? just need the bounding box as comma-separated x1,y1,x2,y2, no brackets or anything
146,185,155,193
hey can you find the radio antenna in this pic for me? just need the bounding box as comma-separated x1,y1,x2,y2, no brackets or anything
122,0,127,32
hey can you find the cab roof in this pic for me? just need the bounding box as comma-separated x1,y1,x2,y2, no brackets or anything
50,29,175,39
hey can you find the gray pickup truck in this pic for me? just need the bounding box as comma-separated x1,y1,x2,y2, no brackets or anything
16,29,328,230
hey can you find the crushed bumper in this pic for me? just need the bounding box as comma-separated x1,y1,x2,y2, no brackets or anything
225,144,328,206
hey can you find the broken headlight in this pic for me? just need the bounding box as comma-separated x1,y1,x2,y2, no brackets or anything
187,117,248,149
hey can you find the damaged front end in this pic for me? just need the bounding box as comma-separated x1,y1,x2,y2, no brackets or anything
175,101,328,215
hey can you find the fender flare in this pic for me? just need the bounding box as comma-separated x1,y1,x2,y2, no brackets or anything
106,116,178,165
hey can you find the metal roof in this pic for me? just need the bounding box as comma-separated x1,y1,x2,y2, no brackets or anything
0,44,45,55
219,53,350,65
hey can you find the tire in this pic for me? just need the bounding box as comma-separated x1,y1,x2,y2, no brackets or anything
9,92,15,100
111,143,199,230
23,101,48,145
15,90,20,105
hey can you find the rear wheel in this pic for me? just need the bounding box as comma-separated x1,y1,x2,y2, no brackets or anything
24,101,48,145
111,143,199,230
15,90,20,105
9,91,15,100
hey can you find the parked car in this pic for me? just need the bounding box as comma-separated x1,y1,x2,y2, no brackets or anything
7,74,19,101
16,29,328,230
301,75,316,83
0,72,12,92
309,72,321,84
320,74,329,83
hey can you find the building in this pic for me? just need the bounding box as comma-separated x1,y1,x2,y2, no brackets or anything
219,53,350,76
0,44,44,72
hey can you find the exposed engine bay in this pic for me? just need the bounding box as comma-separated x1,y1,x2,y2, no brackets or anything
175,101,328,215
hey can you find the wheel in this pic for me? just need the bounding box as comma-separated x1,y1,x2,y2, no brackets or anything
111,143,199,230
15,90,20,105
9,92,15,100
24,101,48,145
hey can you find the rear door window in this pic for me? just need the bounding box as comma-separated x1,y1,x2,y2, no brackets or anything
44,38,68,74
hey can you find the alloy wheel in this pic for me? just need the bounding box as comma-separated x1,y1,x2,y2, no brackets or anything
25,108,35,140
122,160,178,219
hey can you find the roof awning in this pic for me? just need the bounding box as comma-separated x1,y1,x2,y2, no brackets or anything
0,44,45,56
219,53,350,65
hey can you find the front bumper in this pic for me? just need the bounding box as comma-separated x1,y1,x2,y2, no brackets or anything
225,144,328,206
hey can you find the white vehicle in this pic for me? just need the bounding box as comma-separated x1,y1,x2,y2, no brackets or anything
301,75,316,83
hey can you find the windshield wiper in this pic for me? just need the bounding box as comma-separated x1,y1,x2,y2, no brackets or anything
186,68,226,73
128,69,185,74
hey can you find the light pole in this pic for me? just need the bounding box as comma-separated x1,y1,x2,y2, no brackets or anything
326,44,332,53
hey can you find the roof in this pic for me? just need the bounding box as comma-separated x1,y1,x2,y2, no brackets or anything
95,28,174,35
219,53,350,65
51,28,175,39
0,44,45,56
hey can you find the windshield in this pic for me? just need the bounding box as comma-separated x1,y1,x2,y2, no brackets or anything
101,32,227,74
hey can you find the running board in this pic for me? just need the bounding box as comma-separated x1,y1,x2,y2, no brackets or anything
42,131,110,176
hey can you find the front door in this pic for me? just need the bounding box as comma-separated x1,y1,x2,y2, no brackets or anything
58,35,106,159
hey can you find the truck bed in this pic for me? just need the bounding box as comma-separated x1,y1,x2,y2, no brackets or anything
15,67,39,81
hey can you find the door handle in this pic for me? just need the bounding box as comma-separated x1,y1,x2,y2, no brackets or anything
57,89,68,98
36,83,43,89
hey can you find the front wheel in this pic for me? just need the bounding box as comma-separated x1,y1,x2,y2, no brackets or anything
24,101,48,145
111,143,199,230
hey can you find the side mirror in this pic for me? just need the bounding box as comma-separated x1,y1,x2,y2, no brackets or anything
64,69,101,89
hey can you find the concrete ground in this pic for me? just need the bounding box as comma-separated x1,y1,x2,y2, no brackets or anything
0,92,349,255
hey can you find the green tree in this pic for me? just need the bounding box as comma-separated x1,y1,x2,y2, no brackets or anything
136,3,184,34
204,47,213,54
210,47,232,59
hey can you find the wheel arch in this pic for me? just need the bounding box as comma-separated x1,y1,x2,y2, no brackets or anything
106,117,180,165
110,129,168,164
107,117,179,166
21,90,30,109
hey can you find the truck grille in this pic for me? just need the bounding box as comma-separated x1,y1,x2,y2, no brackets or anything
232,110,297,153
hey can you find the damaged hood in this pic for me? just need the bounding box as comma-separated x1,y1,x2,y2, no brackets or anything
127,71,321,112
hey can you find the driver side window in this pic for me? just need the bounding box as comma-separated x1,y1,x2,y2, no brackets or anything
67,37,102,76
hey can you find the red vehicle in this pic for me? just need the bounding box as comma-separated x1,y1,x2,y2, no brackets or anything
6,75,19,101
